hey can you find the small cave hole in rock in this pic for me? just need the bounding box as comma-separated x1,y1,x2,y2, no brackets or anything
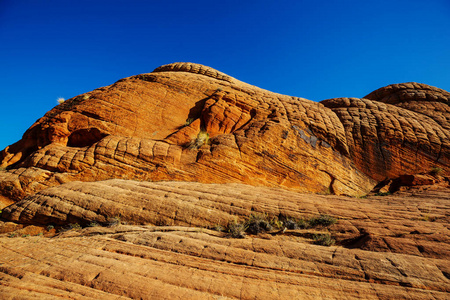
67,128,108,147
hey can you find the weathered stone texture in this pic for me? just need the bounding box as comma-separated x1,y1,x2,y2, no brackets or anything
0,64,448,202
1,180,449,299
1,64,449,299
321,93,449,181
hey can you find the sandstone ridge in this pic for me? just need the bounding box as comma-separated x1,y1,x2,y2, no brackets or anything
0,63,448,203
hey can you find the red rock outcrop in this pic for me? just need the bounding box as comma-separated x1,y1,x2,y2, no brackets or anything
322,82,449,182
0,65,449,298
0,63,448,204
1,181,449,299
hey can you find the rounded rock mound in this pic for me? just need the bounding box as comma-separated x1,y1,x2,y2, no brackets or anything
0,64,448,204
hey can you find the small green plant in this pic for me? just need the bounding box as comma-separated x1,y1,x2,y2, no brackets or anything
212,224,226,232
313,233,335,246
430,167,443,176
227,220,246,238
184,118,195,127
284,218,299,230
280,216,309,229
308,214,337,227
58,223,82,233
69,223,82,230
37,232,43,236
88,221,100,227
106,216,121,227
270,218,284,230
375,191,391,196
296,218,309,229
8,233,16,238
188,130,210,149
46,225,54,231
245,213,273,235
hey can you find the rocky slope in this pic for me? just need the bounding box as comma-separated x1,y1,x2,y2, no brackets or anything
0,63,448,204
1,181,449,299
0,63,449,299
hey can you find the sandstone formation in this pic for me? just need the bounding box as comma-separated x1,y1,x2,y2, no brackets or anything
1,63,448,205
1,181,449,299
0,63,449,299
322,82,449,181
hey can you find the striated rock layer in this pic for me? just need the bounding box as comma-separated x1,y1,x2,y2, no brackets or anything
1,180,449,299
322,82,449,181
1,63,448,202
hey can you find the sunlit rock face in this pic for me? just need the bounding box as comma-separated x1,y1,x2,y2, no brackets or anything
0,63,448,202
322,82,449,181
1,181,449,299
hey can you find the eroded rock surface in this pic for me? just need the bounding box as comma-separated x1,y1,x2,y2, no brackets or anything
1,63,448,203
322,82,449,181
0,63,449,298
1,181,449,299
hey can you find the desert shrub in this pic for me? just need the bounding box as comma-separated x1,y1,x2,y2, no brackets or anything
308,214,337,227
284,218,299,230
296,218,309,229
88,221,100,227
430,167,443,176
245,213,273,234
184,118,195,127
313,233,335,246
106,216,121,227
69,223,82,230
278,216,309,229
375,191,391,196
270,218,284,229
57,97,65,104
188,130,210,149
46,225,54,231
227,220,246,238
212,224,226,232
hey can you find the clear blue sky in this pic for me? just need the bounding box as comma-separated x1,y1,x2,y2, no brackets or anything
1,0,449,150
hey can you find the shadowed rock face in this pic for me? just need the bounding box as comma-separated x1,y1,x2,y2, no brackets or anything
0,63,448,202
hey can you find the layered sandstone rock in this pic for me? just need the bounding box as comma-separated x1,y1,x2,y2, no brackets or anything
322,82,449,181
1,64,449,299
1,181,449,299
2,179,448,259
0,63,448,203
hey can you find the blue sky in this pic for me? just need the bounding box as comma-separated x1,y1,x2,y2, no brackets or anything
1,0,449,150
